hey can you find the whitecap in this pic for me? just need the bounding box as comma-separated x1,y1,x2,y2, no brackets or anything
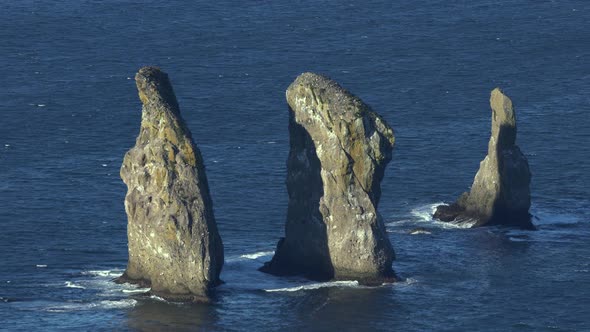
265,280,359,292
97,299,137,309
402,277,418,285
239,251,274,260
415,203,477,228
65,281,86,289
45,299,137,312
226,250,274,263
149,295,167,302
409,229,431,235
81,269,124,278
410,202,444,222
122,288,151,294
36,264,47,268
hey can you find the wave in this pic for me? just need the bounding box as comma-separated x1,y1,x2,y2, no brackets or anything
45,299,137,312
80,269,124,278
239,251,274,260
75,269,150,297
64,281,86,289
264,280,360,293
122,288,151,294
393,277,418,288
410,202,444,222
226,251,274,263
149,295,167,302
386,203,476,229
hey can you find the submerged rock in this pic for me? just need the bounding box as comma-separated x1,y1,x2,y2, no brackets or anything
115,67,224,302
434,88,533,229
261,73,396,283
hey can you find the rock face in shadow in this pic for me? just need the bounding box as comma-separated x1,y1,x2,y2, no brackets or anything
261,73,396,283
434,88,533,229
115,67,224,302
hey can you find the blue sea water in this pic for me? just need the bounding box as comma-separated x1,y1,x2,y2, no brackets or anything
1,0,589,330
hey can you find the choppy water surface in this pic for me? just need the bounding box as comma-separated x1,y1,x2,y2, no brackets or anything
1,1,589,331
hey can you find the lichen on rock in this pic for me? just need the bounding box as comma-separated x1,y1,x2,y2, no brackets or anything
115,66,224,302
433,88,533,229
260,73,396,283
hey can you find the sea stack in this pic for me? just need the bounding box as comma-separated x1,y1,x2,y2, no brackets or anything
261,73,396,283
116,67,224,301
434,88,533,229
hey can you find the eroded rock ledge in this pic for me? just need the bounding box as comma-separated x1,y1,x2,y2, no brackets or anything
433,88,533,229
261,73,397,284
115,67,224,302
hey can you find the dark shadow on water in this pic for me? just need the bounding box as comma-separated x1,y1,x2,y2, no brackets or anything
294,286,406,331
126,299,218,331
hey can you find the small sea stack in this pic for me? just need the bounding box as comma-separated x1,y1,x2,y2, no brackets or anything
115,67,224,302
261,73,396,284
434,88,533,229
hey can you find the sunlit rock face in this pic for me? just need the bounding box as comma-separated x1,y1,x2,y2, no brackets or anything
116,67,224,302
261,73,397,284
434,88,533,229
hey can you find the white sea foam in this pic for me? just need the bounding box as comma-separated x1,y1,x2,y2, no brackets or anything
240,251,274,260
97,299,137,309
413,203,477,229
398,277,418,286
226,251,274,263
265,280,359,292
409,229,432,235
122,288,151,294
81,269,124,278
45,299,137,312
410,203,444,222
65,281,86,289
149,295,167,302
36,264,47,268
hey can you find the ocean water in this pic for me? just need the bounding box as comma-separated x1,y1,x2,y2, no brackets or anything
1,0,589,331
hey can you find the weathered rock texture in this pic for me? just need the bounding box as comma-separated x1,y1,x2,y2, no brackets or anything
434,88,533,229
261,73,396,283
116,67,224,302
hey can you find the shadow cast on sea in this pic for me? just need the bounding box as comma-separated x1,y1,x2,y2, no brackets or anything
125,297,219,331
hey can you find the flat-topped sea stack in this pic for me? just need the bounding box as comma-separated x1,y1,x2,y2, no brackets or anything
261,73,396,284
434,88,533,229
115,67,224,302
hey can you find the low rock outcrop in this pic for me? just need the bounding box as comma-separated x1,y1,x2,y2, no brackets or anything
261,73,396,283
115,67,224,302
434,88,533,229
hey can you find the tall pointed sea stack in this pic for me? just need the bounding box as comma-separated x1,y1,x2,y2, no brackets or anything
116,67,224,301
261,73,396,283
434,88,533,229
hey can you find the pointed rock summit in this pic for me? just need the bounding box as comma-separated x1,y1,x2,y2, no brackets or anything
261,73,396,283
116,67,224,301
434,88,533,229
